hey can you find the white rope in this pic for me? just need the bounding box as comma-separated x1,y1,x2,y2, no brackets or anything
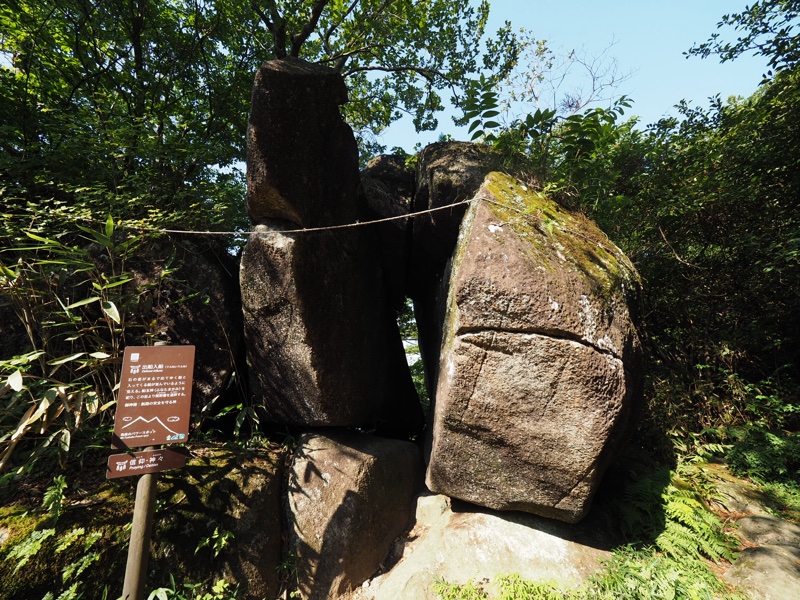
155,198,475,236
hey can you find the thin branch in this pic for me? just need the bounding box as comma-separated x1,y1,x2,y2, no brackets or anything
318,43,388,66
322,0,360,55
250,1,273,31
324,0,396,71
659,225,706,269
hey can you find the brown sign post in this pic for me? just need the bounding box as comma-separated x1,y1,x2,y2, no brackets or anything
110,345,195,600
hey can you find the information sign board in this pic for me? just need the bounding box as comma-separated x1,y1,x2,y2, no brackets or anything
107,448,188,479
112,345,195,450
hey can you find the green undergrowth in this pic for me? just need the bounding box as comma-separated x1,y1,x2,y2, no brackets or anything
0,445,283,600
0,515,128,599
436,554,747,600
0,458,134,599
705,425,800,522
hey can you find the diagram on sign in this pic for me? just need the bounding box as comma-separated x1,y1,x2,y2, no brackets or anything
119,415,186,442
112,345,195,450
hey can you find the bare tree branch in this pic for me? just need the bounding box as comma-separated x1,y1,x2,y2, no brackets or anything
324,0,397,71
659,225,706,269
323,0,360,56
318,43,388,66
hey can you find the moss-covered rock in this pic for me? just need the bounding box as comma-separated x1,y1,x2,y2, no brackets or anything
425,172,643,523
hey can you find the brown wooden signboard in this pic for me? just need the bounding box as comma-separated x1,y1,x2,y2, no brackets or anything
112,345,195,450
107,448,188,479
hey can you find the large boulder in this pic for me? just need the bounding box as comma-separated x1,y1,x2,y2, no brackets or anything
241,61,423,434
425,172,643,523
153,449,285,600
411,142,502,287
359,154,415,311
246,58,360,227
240,223,422,433
287,432,423,600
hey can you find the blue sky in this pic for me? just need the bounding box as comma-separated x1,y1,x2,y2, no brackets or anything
380,0,771,152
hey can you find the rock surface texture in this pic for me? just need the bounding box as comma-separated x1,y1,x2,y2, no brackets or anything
246,58,359,228
350,493,611,600
410,143,503,393
425,172,643,523
411,142,502,287
154,449,284,600
708,463,800,600
241,59,422,433
288,432,423,600
240,223,418,431
359,154,415,311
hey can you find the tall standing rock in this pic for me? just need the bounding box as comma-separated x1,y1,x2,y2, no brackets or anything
240,59,422,434
246,58,359,228
425,172,643,523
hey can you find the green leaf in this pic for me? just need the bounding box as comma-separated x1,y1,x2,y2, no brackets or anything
105,215,114,239
65,297,100,310
96,277,133,290
76,224,112,249
101,301,121,324
24,231,59,245
48,353,86,366
59,429,71,454
8,529,56,573
8,370,24,392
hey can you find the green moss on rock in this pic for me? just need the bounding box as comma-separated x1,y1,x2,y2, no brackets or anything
481,172,639,299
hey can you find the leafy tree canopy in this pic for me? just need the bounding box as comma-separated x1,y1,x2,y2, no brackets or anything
688,0,800,77
0,0,521,234
250,0,521,148
0,0,259,232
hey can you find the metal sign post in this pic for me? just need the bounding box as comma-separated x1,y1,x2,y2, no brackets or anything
110,345,195,600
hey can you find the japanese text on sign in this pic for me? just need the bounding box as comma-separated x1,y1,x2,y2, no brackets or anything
107,448,188,479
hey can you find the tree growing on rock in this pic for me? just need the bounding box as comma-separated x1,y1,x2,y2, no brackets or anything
249,0,521,151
